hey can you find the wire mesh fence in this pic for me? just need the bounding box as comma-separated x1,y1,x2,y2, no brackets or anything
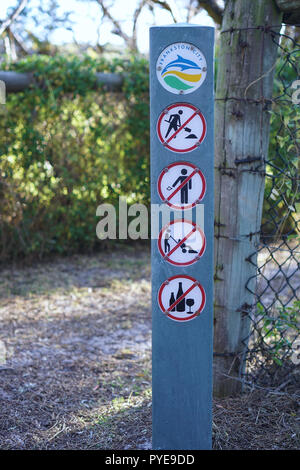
244,26,300,386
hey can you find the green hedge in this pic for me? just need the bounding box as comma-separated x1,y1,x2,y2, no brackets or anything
0,55,150,260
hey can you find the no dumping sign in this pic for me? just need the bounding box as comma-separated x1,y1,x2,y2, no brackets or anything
157,103,206,153
157,161,206,210
158,274,206,322
158,219,206,266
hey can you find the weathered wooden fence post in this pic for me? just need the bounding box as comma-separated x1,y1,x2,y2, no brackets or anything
150,24,214,450
213,0,283,397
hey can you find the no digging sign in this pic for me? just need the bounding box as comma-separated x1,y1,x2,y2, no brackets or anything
157,103,206,153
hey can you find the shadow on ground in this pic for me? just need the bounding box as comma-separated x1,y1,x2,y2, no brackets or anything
0,246,299,450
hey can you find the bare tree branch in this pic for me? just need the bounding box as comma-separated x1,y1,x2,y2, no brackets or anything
95,0,133,48
95,0,179,51
150,0,178,23
0,0,29,36
186,0,200,23
4,35,12,59
7,26,30,55
197,0,224,25
132,0,148,47
8,28,18,60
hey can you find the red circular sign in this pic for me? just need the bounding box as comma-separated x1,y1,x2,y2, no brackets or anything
158,275,206,322
157,161,206,210
158,219,206,266
157,103,206,153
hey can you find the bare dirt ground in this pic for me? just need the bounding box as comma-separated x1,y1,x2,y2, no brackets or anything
0,246,299,450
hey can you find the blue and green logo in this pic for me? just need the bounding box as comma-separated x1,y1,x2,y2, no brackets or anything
161,55,202,91
157,43,207,95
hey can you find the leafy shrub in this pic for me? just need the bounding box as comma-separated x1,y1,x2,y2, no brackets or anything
256,301,300,366
0,54,149,260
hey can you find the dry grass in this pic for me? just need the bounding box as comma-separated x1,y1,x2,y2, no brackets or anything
0,247,299,450
213,387,300,450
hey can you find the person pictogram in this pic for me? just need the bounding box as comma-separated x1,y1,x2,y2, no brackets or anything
164,229,171,253
171,168,192,204
164,110,183,139
159,220,205,268
157,162,206,210
163,231,198,256
157,103,206,153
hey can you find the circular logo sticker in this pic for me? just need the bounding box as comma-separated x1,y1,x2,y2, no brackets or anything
156,42,207,95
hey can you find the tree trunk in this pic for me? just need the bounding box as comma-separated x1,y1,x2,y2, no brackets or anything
213,0,283,397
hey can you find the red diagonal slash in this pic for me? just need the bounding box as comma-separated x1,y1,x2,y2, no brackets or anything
165,111,198,144
167,282,198,313
165,227,196,259
166,169,197,202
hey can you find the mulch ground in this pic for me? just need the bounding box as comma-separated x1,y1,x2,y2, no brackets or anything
0,247,299,450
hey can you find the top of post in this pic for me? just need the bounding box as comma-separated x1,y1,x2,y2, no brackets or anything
150,23,215,30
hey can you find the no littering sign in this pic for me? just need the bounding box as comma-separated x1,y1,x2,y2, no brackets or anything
157,161,206,209
158,274,206,322
157,103,206,153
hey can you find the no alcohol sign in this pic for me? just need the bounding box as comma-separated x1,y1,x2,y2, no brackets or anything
158,219,206,266
157,102,206,153
158,275,206,322
157,161,206,210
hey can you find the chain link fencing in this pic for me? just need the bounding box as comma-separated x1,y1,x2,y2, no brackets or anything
244,26,300,387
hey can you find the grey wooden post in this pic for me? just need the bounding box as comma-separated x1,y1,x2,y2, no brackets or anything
150,25,215,450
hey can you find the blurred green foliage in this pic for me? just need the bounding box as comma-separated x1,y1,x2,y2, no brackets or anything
0,41,299,261
257,300,300,366
262,41,300,238
0,55,149,260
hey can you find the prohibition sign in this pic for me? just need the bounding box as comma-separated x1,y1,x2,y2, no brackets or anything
158,275,206,322
157,161,206,210
157,102,206,153
158,219,206,266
